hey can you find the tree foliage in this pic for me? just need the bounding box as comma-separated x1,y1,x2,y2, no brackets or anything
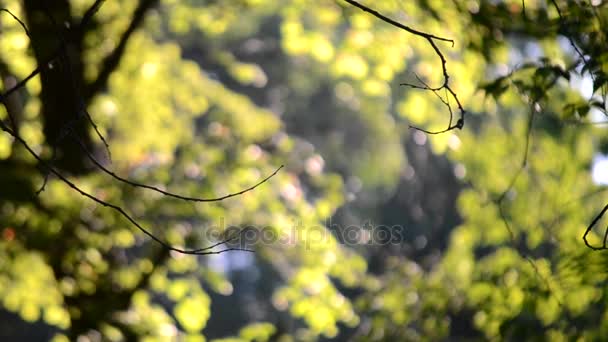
0,0,607,340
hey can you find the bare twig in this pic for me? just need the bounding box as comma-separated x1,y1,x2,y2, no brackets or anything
491,96,563,305
341,0,465,134
0,53,56,103
550,0,593,82
342,0,454,44
0,8,30,37
0,119,257,255
403,74,460,134
72,132,283,202
400,37,465,133
583,203,608,250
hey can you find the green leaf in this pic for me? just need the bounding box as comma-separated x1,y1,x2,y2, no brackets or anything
174,294,211,333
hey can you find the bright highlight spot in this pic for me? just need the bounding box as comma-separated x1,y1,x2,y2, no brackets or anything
592,154,608,185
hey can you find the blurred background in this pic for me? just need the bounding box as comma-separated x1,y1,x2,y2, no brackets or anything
1,0,608,340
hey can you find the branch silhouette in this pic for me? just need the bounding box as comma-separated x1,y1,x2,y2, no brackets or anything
0,2,281,255
340,0,465,133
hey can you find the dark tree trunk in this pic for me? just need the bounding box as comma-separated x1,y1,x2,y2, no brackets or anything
23,0,93,175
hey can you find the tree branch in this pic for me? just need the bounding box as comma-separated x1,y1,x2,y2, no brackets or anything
79,0,106,30
72,131,283,202
0,119,259,255
341,0,466,133
85,0,159,101
341,0,454,44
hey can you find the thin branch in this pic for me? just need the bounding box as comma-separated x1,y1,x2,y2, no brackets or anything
490,96,563,305
0,119,257,255
550,0,593,82
0,8,39,129
341,0,454,44
543,188,608,235
522,104,537,167
583,203,608,250
79,0,106,30
400,37,465,133
496,180,562,307
35,170,51,195
0,8,30,37
191,229,254,254
403,74,460,134
84,103,113,162
341,0,465,134
0,55,52,102
0,63,21,131
72,132,284,202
